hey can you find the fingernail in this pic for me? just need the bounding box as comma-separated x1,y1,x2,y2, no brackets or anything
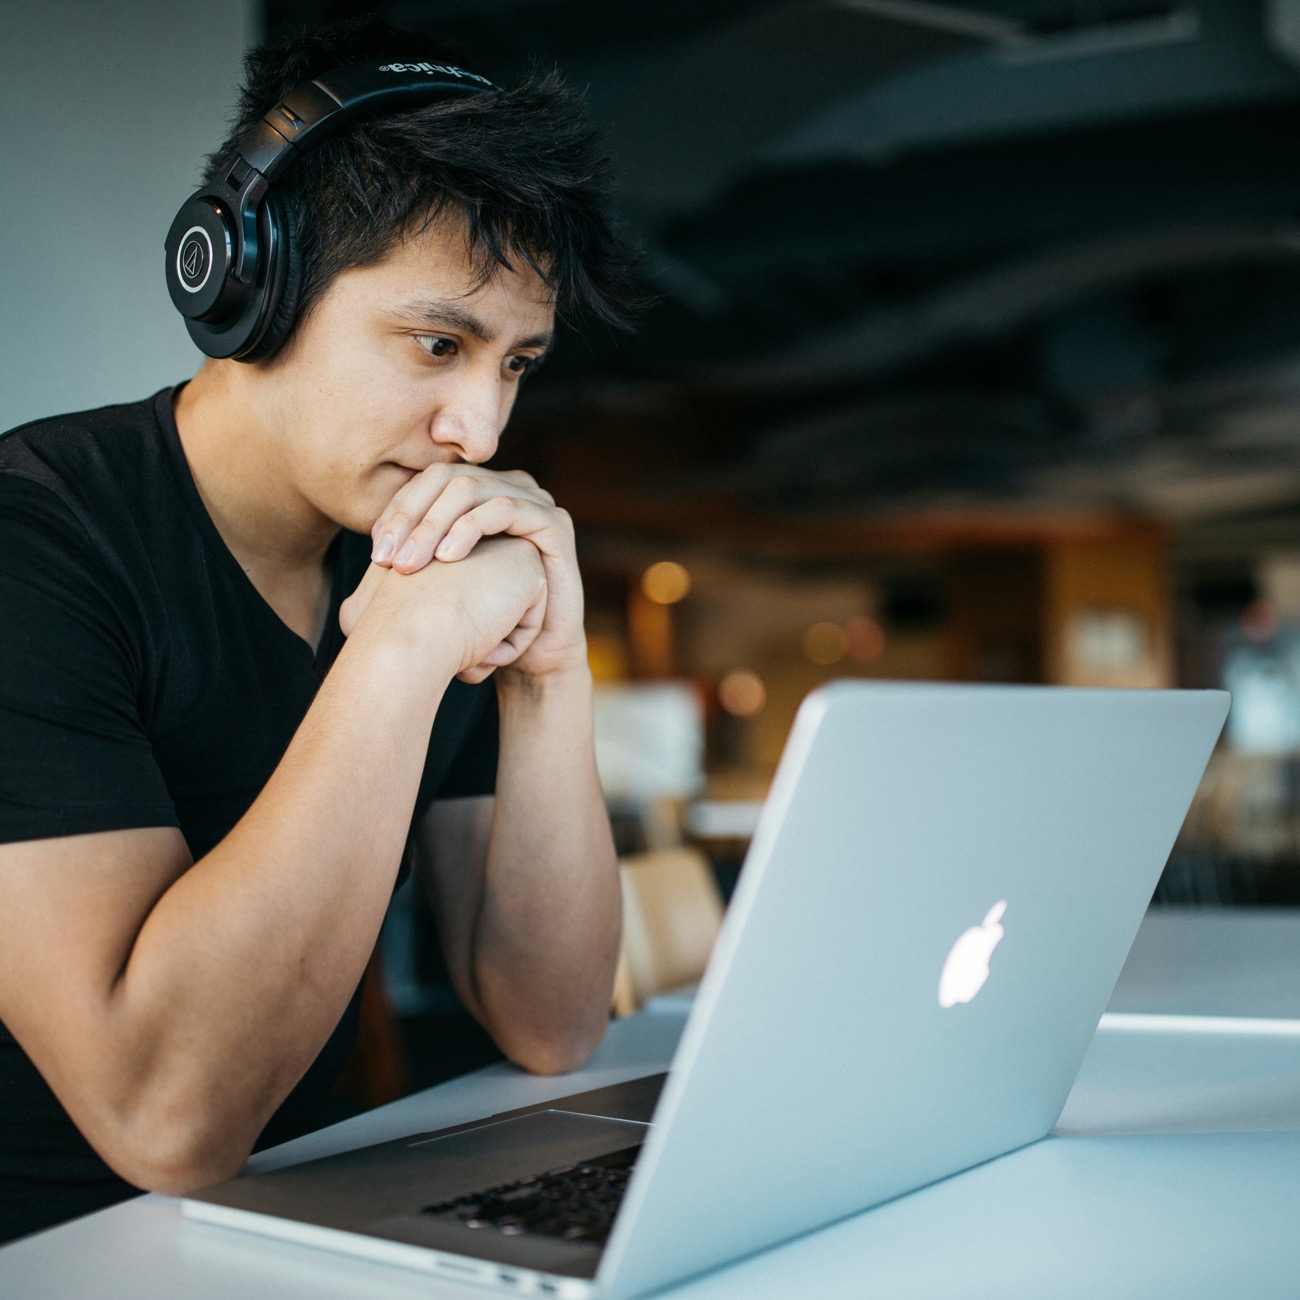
372,534,396,564
435,537,454,559
395,540,418,566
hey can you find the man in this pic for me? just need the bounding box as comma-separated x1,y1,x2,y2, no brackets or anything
0,18,637,1245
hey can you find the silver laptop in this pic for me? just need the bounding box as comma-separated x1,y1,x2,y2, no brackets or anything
184,681,1229,1299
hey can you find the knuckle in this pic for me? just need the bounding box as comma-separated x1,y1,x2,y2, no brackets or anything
412,462,451,491
514,470,554,504
446,473,481,501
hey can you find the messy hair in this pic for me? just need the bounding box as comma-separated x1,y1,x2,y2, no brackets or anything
203,16,640,354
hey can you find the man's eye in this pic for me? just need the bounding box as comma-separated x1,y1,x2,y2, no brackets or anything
416,336,456,358
506,355,542,378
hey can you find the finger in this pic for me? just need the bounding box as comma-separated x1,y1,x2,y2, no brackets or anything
458,623,537,680
371,464,462,562
387,478,562,573
479,588,546,670
494,601,545,662
481,640,522,667
387,474,485,572
372,466,554,563
433,497,569,564
497,468,555,505
473,635,530,673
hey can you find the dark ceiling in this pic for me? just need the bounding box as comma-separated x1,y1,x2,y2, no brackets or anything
264,0,1300,531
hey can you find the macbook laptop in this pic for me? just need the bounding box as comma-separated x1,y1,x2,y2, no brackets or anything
184,681,1230,1298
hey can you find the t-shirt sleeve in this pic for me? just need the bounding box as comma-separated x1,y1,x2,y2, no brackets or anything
0,472,179,844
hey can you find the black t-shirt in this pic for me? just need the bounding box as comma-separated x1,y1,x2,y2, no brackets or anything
0,388,499,1244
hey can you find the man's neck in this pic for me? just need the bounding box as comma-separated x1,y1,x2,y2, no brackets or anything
173,362,340,652
173,361,338,584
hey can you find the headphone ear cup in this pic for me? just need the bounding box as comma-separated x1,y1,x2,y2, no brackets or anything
165,195,236,320
239,192,302,363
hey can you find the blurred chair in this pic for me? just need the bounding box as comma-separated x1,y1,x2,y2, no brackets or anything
613,847,725,1017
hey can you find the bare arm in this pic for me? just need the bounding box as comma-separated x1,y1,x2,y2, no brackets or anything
418,665,621,1076
375,464,623,1074
0,538,543,1195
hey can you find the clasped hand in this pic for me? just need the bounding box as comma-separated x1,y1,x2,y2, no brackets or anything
343,463,585,684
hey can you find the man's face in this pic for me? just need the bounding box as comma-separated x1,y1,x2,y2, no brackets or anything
261,214,556,535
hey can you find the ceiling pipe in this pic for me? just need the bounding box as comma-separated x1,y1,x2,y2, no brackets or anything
998,8,1200,65
706,219,1300,391
1266,0,1300,70
838,1,1200,61
835,0,1024,43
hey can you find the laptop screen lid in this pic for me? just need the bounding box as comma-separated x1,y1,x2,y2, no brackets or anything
596,682,1228,1300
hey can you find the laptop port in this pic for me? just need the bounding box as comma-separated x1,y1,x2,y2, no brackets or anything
436,1258,480,1277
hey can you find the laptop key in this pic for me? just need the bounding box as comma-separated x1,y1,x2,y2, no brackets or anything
421,1145,642,1248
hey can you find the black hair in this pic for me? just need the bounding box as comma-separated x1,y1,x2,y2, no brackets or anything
203,16,641,355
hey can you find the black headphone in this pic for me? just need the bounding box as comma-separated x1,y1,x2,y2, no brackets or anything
165,60,495,362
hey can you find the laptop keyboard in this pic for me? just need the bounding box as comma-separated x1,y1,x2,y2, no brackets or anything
421,1144,641,1247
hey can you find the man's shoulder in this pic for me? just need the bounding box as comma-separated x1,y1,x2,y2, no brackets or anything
1,389,171,474
0,389,178,523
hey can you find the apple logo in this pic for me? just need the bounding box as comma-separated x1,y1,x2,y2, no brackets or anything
938,900,1008,1008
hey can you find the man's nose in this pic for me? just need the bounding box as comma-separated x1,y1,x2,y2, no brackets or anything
429,382,502,464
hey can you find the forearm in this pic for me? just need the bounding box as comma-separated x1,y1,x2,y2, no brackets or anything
470,666,621,1074
103,617,459,1190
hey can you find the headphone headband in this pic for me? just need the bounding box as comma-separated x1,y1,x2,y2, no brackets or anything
238,62,495,183
166,61,496,361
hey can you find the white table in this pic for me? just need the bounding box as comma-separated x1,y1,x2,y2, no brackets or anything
4,908,1300,1299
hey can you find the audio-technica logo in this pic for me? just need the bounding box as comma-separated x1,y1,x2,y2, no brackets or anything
182,240,205,281
176,226,213,294
376,62,493,86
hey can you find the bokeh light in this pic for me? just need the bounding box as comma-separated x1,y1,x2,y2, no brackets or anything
718,668,767,717
803,621,847,665
845,615,886,662
641,560,692,605
1241,600,1278,644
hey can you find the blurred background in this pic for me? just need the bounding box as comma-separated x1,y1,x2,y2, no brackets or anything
6,0,1300,1101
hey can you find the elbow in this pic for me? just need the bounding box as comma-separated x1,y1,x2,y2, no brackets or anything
473,963,617,1076
127,1151,248,1199
100,1111,252,1197
500,1019,610,1077
508,1044,590,1077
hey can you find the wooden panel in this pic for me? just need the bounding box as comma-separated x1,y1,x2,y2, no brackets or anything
1043,530,1173,687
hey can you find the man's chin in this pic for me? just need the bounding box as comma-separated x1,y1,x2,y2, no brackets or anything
333,503,381,538
334,467,418,537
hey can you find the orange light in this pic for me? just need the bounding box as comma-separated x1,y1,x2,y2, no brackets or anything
641,561,692,605
803,621,847,665
718,669,766,717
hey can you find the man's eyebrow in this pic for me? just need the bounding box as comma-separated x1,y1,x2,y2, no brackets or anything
394,296,554,352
